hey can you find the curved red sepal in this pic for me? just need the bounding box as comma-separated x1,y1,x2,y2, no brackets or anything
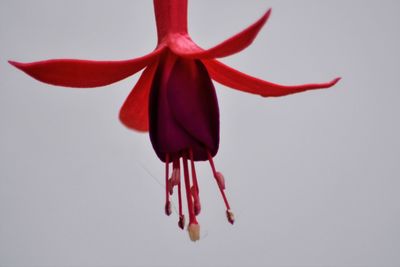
169,9,271,59
119,61,159,132
8,48,164,88
203,59,341,97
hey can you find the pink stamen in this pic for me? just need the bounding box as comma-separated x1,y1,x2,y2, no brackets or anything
207,151,234,224
189,149,201,215
182,154,196,223
176,159,184,229
164,154,171,216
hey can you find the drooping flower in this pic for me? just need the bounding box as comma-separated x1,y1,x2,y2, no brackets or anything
9,0,340,241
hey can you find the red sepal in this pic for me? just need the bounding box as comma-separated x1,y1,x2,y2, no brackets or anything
204,59,341,97
169,9,272,59
8,48,163,88
119,61,159,132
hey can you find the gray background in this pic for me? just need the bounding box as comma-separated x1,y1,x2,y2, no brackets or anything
1,0,399,266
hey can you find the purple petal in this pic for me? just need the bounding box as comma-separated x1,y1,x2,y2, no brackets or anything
149,54,219,162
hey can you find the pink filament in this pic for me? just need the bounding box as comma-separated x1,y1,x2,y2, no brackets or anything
182,154,197,225
207,151,231,210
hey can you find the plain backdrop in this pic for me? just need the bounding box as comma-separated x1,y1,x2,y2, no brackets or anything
1,0,399,266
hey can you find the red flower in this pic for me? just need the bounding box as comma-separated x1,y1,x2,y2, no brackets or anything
9,0,340,241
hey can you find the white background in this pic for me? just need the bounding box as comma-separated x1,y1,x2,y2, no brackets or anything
1,0,399,266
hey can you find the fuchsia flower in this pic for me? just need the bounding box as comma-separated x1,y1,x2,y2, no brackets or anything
9,0,340,241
